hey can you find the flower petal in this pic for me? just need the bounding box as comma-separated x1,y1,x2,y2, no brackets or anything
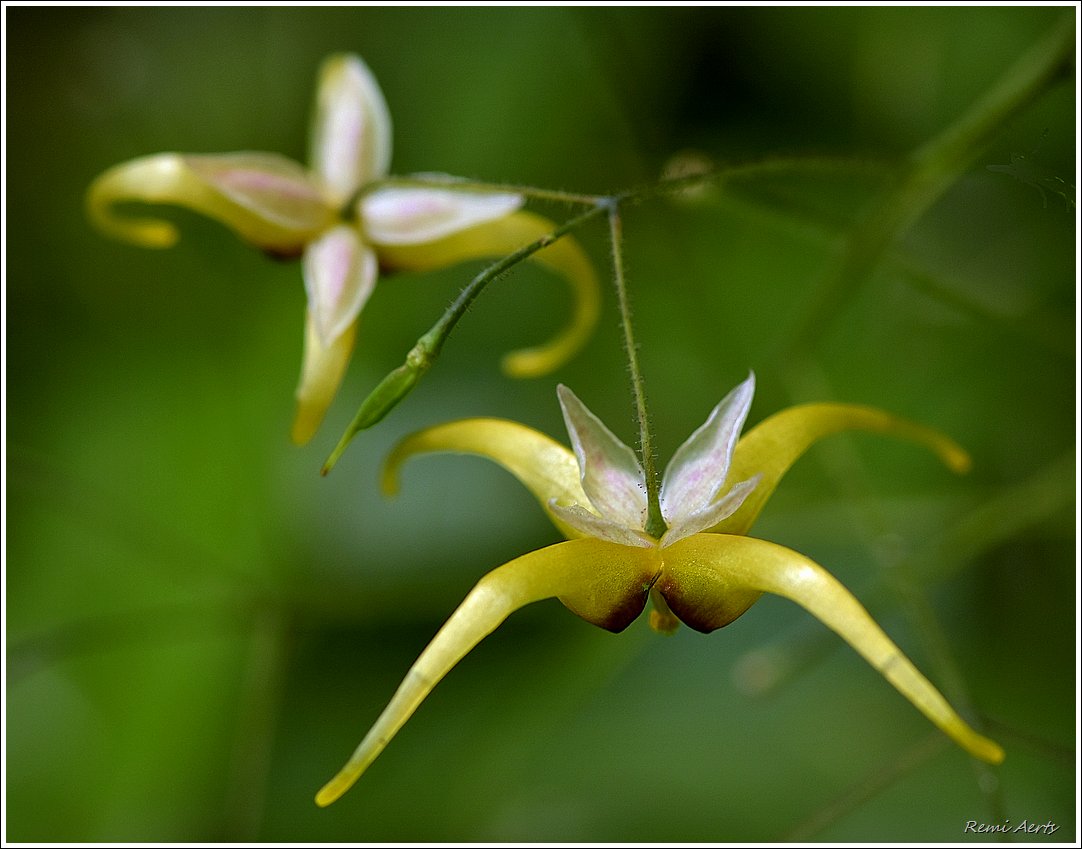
381,417,587,540
310,54,392,204
557,385,648,531
291,310,357,446
713,403,973,536
373,210,600,378
660,475,759,548
549,501,655,548
86,152,332,252
658,533,1004,764
314,538,658,806
361,183,523,245
302,225,377,348
660,373,755,527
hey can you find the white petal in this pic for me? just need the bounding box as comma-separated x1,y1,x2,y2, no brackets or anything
660,373,755,526
302,225,377,347
360,182,523,246
548,501,655,548
310,54,392,205
557,385,648,530
660,475,760,548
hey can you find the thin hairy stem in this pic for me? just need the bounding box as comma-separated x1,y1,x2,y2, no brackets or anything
364,155,891,214
322,203,606,474
422,205,604,352
606,203,666,538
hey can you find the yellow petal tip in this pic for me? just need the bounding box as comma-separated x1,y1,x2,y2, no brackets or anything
290,411,318,446
944,445,973,475
500,347,561,379
970,735,1005,765
379,466,401,498
315,762,366,807
314,784,342,808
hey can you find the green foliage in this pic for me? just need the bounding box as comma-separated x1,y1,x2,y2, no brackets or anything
5,6,1075,842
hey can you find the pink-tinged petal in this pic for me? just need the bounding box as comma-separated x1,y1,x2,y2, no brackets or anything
361,183,523,245
291,310,357,446
302,226,377,347
310,54,392,204
373,210,600,378
658,534,1004,764
714,403,972,536
557,385,648,531
86,152,332,252
660,475,759,548
660,373,755,527
315,538,659,806
549,501,655,548
381,417,587,540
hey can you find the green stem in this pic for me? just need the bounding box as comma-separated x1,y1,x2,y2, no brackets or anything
780,13,1074,363
322,203,607,474
629,155,891,206
363,155,891,215
327,153,918,472
606,203,666,538
906,13,1074,201
424,205,605,349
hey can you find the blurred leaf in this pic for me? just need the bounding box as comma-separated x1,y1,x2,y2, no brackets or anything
5,6,1075,842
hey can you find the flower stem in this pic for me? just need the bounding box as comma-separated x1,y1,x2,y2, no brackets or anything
422,204,605,352
606,202,666,538
322,203,606,474
330,154,905,471
364,156,888,213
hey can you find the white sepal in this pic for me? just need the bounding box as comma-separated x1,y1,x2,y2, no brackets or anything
548,501,654,548
660,373,755,527
361,183,523,246
302,225,377,347
660,475,760,548
311,54,393,205
557,385,649,531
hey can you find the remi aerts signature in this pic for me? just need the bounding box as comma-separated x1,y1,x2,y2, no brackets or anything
964,819,1059,836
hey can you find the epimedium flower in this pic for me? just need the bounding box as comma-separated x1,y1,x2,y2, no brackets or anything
86,54,599,444
315,373,1004,806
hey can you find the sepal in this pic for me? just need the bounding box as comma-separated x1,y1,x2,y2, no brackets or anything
310,54,393,204
557,384,648,530
303,225,378,347
361,182,523,245
660,373,754,527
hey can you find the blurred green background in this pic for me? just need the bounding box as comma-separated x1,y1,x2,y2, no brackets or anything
5,6,1076,842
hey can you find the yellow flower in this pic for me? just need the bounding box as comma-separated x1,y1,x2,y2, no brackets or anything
316,374,1003,806
86,54,599,444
